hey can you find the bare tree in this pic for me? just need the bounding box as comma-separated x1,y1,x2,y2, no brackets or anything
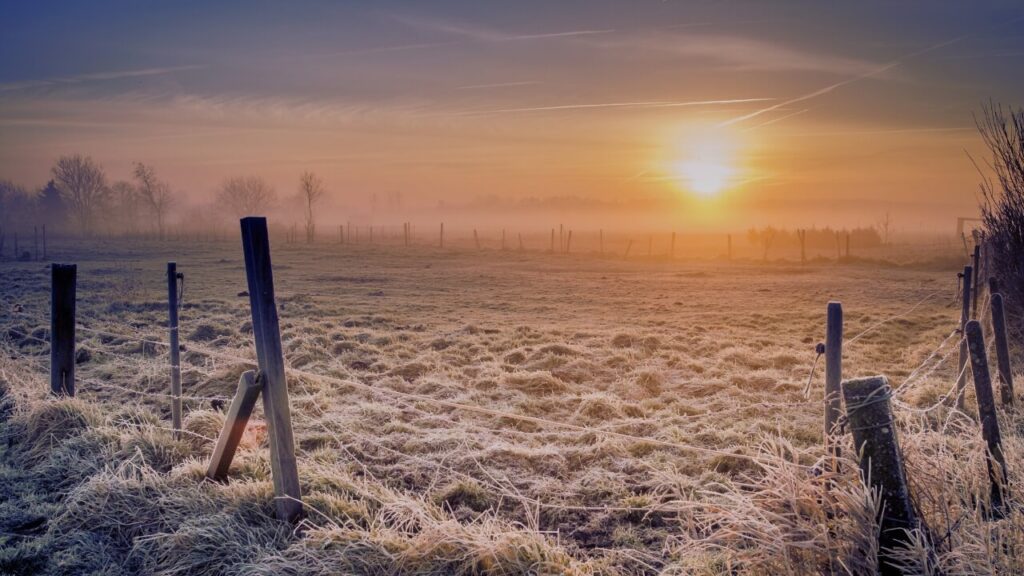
110,180,141,236
0,180,32,255
298,171,326,243
977,101,1024,337
132,162,174,240
216,176,277,218
51,155,109,235
877,211,893,245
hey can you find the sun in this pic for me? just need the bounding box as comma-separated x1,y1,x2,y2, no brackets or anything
671,129,738,198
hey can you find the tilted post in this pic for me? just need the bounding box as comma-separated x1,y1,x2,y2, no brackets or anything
167,262,183,439
207,370,262,481
843,376,928,575
824,302,843,468
50,264,77,396
566,230,572,254
956,266,973,409
965,320,1009,516
990,293,1014,406
240,217,303,522
971,245,981,319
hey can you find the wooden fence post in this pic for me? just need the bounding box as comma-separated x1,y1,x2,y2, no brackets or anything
972,245,981,318
439,222,444,248
990,293,1014,406
566,230,572,254
240,217,303,522
167,262,183,439
207,370,262,481
550,228,555,253
957,265,973,409
965,320,1009,516
825,302,843,468
474,229,480,250
843,376,926,575
50,264,76,396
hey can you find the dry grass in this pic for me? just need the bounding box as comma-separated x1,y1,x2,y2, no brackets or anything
0,238,1021,574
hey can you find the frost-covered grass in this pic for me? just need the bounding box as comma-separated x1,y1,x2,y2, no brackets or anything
1,238,1020,574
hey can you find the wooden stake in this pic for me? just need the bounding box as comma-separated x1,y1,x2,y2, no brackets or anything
990,293,1014,406
966,320,1009,516
566,230,572,254
972,245,981,318
50,264,76,397
239,217,303,522
843,376,927,575
439,222,444,248
207,370,262,481
825,302,843,468
167,262,182,439
957,265,973,409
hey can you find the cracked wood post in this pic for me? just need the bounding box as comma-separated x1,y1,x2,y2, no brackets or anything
843,376,924,576
207,370,262,481
990,293,1014,406
240,217,303,522
50,264,76,397
167,262,183,439
956,265,973,409
972,245,981,319
966,320,1009,516
825,302,843,470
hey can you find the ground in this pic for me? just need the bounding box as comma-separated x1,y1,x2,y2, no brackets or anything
0,236,1017,575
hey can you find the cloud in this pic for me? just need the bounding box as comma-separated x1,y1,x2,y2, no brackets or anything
0,65,203,93
456,81,542,90
454,98,774,116
391,14,614,43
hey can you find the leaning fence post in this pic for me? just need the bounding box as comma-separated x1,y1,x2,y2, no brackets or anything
50,264,76,397
167,262,183,439
971,245,981,318
965,320,1009,516
207,370,262,481
956,265,973,409
824,302,843,469
990,293,1014,406
843,376,927,575
240,217,303,522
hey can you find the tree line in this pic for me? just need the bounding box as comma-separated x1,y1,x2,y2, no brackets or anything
0,154,328,243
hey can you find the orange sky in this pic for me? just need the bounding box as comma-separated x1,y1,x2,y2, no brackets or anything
2,1,1023,232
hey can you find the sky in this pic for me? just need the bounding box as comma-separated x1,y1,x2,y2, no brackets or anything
2,0,1023,232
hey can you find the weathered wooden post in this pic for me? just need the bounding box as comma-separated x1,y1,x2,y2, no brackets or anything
566,230,572,254
240,217,303,522
965,320,1009,516
473,229,480,250
798,229,806,265
972,245,981,318
843,376,926,575
989,276,999,294
990,293,1014,406
439,222,444,248
50,264,76,396
824,302,843,468
957,265,973,409
167,262,183,439
207,370,262,481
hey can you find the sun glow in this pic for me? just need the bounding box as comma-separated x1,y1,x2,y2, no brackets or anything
672,130,738,198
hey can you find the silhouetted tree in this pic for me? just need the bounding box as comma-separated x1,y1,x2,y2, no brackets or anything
977,101,1024,338
0,180,33,256
133,162,174,239
37,180,67,229
216,176,277,218
51,155,109,235
298,171,326,243
110,180,141,236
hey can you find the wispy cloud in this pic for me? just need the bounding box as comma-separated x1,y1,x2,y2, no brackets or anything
455,98,773,116
392,14,614,43
456,81,541,90
0,65,203,93
719,35,966,127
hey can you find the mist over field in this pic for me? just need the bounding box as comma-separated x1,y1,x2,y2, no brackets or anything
4,2,1024,575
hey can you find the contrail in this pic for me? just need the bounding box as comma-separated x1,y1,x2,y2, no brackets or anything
0,65,204,92
719,35,966,127
461,97,773,115
456,81,541,90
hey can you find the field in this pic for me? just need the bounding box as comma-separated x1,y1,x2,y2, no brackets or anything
1,236,1021,575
